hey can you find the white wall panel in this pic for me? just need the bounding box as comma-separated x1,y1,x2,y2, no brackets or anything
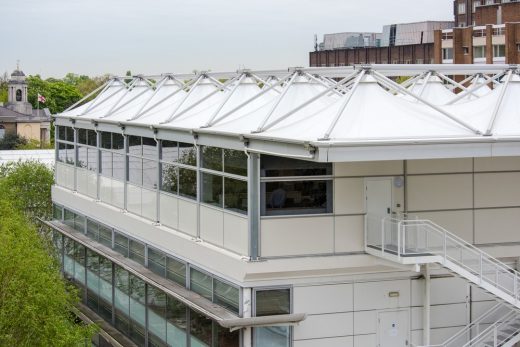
407,158,473,174
293,283,353,315
412,303,467,329
127,183,142,216
260,216,334,257
411,276,468,306
293,312,353,340
475,208,520,244
99,176,112,205
200,205,224,246
178,199,197,236
294,336,353,347
430,327,464,345
407,174,473,211
76,169,88,195
86,170,97,198
334,161,403,177
409,210,473,243
223,213,248,255
471,300,496,320
334,178,364,215
474,172,520,208
353,280,410,311
334,215,364,253
111,179,124,208
353,310,376,335
141,187,156,221
159,193,178,229
474,156,520,172
353,334,375,347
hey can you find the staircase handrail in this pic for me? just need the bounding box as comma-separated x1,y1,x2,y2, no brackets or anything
427,303,508,347
382,216,520,299
461,310,517,347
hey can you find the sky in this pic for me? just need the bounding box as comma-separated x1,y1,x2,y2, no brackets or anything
1,0,453,78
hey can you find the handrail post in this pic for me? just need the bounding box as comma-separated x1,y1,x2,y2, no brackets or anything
479,253,483,285
402,223,406,256
397,221,401,259
515,272,518,304
381,218,385,255
495,267,499,286
443,230,447,265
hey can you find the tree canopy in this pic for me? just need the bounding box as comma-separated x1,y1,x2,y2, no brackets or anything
0,161,96,346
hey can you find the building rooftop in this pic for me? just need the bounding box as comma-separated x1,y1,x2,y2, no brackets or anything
57,64,520,162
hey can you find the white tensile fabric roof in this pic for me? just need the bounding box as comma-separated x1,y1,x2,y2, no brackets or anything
58,65,519,152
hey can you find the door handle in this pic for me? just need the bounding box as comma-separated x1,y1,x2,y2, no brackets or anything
387,208,391,214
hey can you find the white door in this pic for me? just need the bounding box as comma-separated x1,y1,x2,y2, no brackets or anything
365,178,393,218
378,310,409,347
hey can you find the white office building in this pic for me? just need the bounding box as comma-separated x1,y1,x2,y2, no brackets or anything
48,64,520,347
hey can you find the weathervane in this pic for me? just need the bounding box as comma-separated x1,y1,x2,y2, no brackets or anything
16,59,20,71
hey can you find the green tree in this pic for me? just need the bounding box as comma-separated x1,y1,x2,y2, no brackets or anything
0,162,96,346
0,133,27,150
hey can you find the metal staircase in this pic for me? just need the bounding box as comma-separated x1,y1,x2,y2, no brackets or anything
365,214,520,347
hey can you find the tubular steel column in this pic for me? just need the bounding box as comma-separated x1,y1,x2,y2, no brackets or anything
247,152,260,260
423,263,431,346
242,288,253,347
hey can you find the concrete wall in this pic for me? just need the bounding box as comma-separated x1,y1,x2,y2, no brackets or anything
17,122,42,141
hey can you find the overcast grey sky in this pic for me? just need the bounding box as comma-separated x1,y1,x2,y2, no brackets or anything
1,0,453,78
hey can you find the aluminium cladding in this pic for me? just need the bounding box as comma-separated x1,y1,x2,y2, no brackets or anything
55,64,520,162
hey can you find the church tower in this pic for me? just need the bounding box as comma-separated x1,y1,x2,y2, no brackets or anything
6,62,33,115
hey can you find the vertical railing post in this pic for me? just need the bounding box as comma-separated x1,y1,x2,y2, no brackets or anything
381,218,385,255
402,223,406,255
397,221,401,259
495,267,499,286
479,253,483,285
515,272,518,304
443,230,447,265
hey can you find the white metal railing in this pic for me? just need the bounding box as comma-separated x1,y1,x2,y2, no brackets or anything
423,303,515,347
461,310,520,347
365,214,520,306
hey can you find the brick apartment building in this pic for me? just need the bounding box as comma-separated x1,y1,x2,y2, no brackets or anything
310,0,520,66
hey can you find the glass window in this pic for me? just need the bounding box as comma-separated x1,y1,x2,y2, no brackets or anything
129,136,142,156
114,265,130,334
162,140,178,162
114,232,129,257
86,249,100,312
78,128,87,144
74,214,85,232
178,143,196,166
148,286,167,346
493,44,505,57
112,133,125,151
255,288,291,347
202,173,223,207
99,225,113,248
261,155,331,177
167,257,186,286
263,180,333,216
190,309,212,347
215,323,239,347
86,219,99,241
113,153,126,181
98,256,113,322
190,268,212,301
129,274,146,346
100,151,113,177
53,204,63,220
58,126,66,141
443,48,453,60
73,242,86,286
166,296,187,347
213,279,239,314
256,289,290,316
128,156,143,185
148,247,166,277
161,164,178,195
64,209,75,228
87,148,97,172
224,178,247,214
101,132,112,149
202,146,223,171
143,137,157,159
458,2,466,14
63,237,75,279
77,146,88,168
179,168,196,199
143,159,158,189
129,239,145,265
88,130,97,146
66,126,74,143
474,46,486,58
58,143,74,164
224,149,247,176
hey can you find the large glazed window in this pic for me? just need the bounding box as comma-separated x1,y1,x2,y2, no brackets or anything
254,288,291,347
99,131,125,181
160,140,197,200
56,126,75,165
260,155,333,216
127,135,158,189
200,146,248,214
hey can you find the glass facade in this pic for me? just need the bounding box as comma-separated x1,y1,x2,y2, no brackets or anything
52,230,240,347
54,206,241,316
160,140,197,200
254,289,291,347
260,155,333,216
